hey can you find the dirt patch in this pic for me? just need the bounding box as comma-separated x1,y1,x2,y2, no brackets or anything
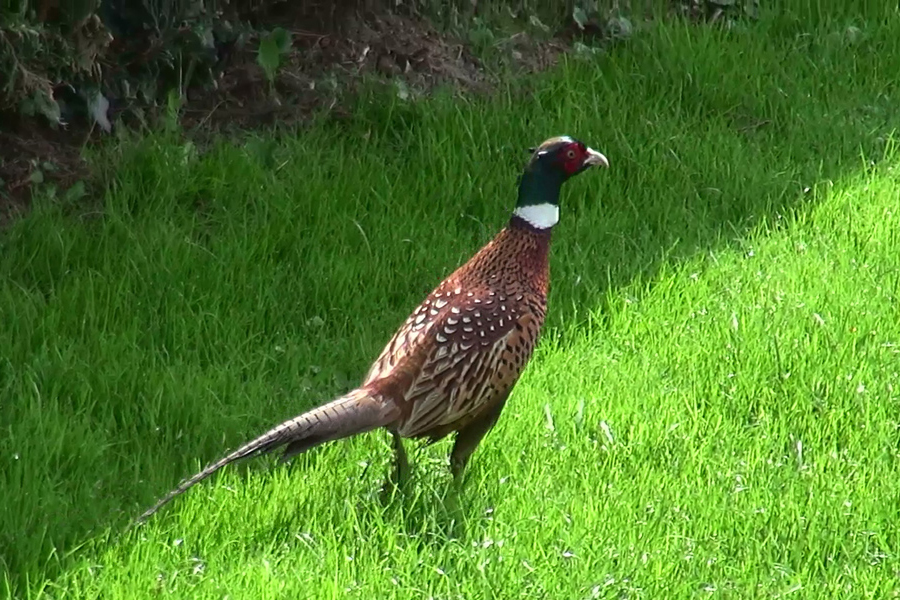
0,115,93,227
181,11,497,132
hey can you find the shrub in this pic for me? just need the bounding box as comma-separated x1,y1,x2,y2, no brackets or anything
0,0,275,129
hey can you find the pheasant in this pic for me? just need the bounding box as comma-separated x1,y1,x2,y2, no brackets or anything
137,136,608,522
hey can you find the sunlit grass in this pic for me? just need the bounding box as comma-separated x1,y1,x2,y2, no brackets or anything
3,8,900,599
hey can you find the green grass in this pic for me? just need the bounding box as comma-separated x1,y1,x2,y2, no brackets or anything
4,6,900,599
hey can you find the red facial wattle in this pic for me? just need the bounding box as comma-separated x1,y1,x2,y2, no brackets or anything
559,143,589,175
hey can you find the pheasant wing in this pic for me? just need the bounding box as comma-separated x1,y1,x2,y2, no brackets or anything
364,284,541,440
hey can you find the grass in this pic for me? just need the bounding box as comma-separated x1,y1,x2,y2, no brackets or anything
3,5,900,598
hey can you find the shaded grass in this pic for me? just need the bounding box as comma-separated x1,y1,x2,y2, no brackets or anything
3,7,900,598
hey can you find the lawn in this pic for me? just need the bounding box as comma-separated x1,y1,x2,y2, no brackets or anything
3,5,900,599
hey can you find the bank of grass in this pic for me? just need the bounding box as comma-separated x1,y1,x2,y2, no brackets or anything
3,8,900,598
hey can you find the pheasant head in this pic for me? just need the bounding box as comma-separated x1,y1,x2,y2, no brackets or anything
514,136,609,230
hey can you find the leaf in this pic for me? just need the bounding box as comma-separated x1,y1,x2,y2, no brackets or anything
572,7,588,30
36,91,62,125
21,89,62,126
257,27,292,82
29,169,44,185
257,36,280,82
573,41,602,57
743,0,760,19
64,181,87,203
270,27,292,54
395,80,410,101
529,15,550,33
607,16,634,39
468,21,495,48
87,90,112,133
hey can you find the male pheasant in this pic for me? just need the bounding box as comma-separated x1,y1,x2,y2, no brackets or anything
137,135,608,522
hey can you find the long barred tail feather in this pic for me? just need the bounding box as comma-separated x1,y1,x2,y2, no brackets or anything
135,388,398,523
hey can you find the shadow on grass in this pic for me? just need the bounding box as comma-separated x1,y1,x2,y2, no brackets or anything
2,8,900,595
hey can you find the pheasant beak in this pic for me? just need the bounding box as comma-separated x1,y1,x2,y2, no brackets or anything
583,147,609,169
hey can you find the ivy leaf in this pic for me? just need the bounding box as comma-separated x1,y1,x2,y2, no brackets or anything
257,27,292,82
270,26,292,53
572,7,588,30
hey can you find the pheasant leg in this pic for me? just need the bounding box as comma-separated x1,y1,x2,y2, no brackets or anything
389,431,410,488
450,396,508,480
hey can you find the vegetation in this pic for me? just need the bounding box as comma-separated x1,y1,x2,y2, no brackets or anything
3,2,900,599
0,0,759,132
0,0,756,202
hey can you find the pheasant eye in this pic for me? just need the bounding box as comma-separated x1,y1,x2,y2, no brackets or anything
566,149,576,159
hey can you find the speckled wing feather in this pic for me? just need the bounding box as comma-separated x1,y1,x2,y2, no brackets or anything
363,284,544,441
361,224,550,441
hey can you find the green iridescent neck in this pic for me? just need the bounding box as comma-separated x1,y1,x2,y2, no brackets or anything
515,162,565,208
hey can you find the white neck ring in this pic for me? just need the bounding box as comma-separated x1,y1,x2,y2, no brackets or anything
513,203,559,229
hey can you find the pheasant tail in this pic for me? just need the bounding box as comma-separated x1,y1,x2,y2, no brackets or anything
136,388,399,523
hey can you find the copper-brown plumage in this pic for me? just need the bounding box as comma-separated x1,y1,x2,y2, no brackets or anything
136,136,608,523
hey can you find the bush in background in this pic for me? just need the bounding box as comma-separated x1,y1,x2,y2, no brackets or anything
0,0,765,133
0,0,282,130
